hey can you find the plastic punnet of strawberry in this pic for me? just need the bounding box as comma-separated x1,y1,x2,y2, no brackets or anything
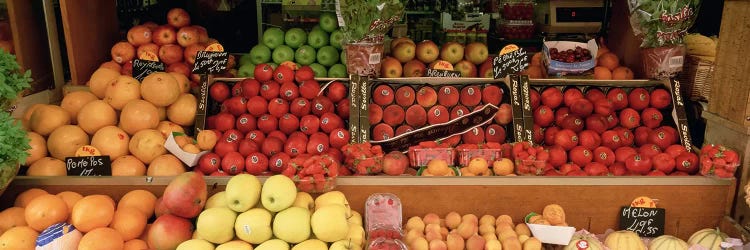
700,144,740,178
513,142,550,175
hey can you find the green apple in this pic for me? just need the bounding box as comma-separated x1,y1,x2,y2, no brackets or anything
262,27,285,49
330,240,364,250
340,48,347,64
239,53,253,66
314,191,350,210
234,208,273,244
316,46,339,67
309,63,327,77
177,239,215,250
293,192,315,211
311,24,322,32
238,63,255,78
328,64,347,78
216,240,252,250
272,45,295,64
206,191,227,209
225,174,261,212
311,204,349,242
319,12,339,32
348,210,363,226
268,62,278,69
346,224,365,247
255,239,289,250
330,29,344,49
249,44,271,65
273,207,311,243
295,45,317,66
291,239,328,250
284,28,307,49
307,29,329,49
196,207,237,244
261,175,297,212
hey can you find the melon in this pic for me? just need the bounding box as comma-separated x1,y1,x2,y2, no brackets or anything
168,72,190,94
156,121,185,139
111,155,146,176
146,154,186,176
60,91,98,124
88,68,120,98
140,72,180,107
77,100,117,134
167,94,197,126
26,157,67,176
604,230,646,250
25,132,47,166
104,75,141,110
29,105,71,136
688,228,727,250
91,126,130,160
120,100,160,135
47,125,89,160
129,129,167,164
564,233,605,250
649,235,688,250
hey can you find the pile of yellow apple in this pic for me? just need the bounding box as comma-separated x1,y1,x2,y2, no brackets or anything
403,212,542,250
183,174,365,250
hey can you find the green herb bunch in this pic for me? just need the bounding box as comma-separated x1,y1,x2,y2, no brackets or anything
0,50,31,188
0,50,31,111
336,0,404,43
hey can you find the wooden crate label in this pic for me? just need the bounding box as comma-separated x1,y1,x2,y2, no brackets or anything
426,68,461,78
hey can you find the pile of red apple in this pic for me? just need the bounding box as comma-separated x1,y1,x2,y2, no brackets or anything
109,8,235,86
196,63,350,176
526,85,700,176
368,82,513,147
382,37,495,78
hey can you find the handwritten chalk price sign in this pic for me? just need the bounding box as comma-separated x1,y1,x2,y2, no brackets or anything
493,44,530,79
618,206,665,237
192,51,229,74
426,68,462,78
65,156,111,176
132,59,166,82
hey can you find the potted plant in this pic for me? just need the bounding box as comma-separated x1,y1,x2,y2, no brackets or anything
0,49,32,196
337,0,404,77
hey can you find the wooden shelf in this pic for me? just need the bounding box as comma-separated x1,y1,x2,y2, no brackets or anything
0,176,736,240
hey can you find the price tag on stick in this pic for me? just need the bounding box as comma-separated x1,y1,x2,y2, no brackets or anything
618,206,665,237
66,146,111,177
132,57,166,82
493,44,530,79
193,44,229,74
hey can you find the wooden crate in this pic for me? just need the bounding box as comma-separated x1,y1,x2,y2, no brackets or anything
6,0,54,94
59,0,119,86
0,176,737,240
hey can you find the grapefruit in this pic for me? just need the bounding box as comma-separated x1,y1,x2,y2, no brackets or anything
128,129,167,164
168,72,190,93
24,132,47,165
60,91,98,124
26,157,66,176
156,121,185,139
47,125,89,160
167,94,197,126
120,100,160,135
105,75,141,110
77,100,118,134
29,105,70,136
146,154,186,176
111,155,147,176
140,72,181,107
91,126,130,160
88,68,121,99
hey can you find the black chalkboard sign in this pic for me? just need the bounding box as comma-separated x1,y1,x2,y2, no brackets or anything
618,206,665,237
426,68,462,78
192,51,229,74
65,156,112,176
132,59,165,82
493,45,529,79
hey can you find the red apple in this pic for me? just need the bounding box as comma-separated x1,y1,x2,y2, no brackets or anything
152,25,177,45
167,8,191,28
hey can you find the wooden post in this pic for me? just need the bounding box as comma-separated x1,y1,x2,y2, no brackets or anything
60,0,119,86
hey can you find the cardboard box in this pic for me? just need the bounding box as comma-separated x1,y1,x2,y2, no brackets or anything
543,39,599,76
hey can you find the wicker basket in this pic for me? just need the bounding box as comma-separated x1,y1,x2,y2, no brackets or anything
678,55,715,102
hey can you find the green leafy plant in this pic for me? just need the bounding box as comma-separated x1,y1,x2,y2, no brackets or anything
0,50,31,189
628,0,701,48
336,0,404,43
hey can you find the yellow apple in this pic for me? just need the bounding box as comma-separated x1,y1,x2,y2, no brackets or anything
311,204,349,242
234,208,273,244
261,175,297,212
315,191,350,210
196,207,237,244
330,239,364,250
485,239,502,250
292,192,314,211
225,174,261,212
255,239,289,250
216,240,252,250
273,206,311,243
291,239,328,250
205,191,227,209
348,210,363,226
346,224,366,248
176,239,215,250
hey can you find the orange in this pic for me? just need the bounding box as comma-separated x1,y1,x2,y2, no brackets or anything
0,226,39,249
78,227,124,250
612,66,634,80
593,66,613,80
111,155,147,176
14,188,48,208
118,189,157,219
71,195,115,232
124,239,149,250
24,194,69,231
521,65,544,79
0,207,26,235
597,52,620,71
530,52,542,66
492,158,515,176
596,46,610,59
56,191,83,211
138,224,151,241
110,207,147,241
